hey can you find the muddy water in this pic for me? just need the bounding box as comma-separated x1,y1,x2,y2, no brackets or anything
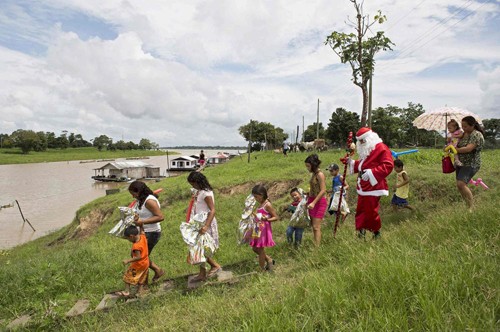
0,150,240,249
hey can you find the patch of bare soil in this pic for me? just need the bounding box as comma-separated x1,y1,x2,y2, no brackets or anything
47,208,113,246
218,179,302,200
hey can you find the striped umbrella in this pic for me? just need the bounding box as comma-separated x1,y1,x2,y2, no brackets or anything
412,107,482,137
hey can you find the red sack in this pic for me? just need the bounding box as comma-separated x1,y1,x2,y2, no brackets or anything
186,197,194,223
442,155,455,174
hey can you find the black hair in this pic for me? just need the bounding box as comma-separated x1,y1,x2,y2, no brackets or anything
128,181,156,209
462,116,484,135
252,184,268,200
187,171,213,191
394,159,404,168
124,225,139,237
304,153,321,173
290,187,299,195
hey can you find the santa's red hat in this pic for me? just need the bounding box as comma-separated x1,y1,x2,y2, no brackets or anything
356,127,372,140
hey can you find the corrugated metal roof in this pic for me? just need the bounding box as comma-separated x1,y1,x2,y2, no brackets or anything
208,153,229,159
94,161,154,170
170,155,197,161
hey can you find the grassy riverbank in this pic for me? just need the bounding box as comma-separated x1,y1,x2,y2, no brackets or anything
0,147,174,165
0,149,498,330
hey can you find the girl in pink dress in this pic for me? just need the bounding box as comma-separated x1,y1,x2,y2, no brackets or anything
249,184,279,271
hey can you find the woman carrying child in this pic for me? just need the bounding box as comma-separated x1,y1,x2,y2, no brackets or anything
455,116,485,210
304,154,327,246
250,184,278,271
187,171,222,281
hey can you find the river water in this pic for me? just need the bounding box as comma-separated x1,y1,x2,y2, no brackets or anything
0,149,240,249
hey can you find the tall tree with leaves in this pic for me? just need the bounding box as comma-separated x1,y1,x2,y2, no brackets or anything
483,118,500,148
239,120,288,150
10,129,41,154
325,0,394,126
92,135,113,151
303,122,325,142
325,107,360,146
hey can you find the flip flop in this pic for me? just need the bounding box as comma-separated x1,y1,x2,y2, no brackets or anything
207,267,222,278
152,269,165,283
191,275,207,282
112,291,130,297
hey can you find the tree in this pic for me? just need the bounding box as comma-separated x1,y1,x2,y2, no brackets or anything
46,132,57,148
139,138,153,150
0,133,13,148
483,118,500,148
238,120,288,150
34,131,48,152
70,134,92,148
325,0,394,126
56,131,69,149
371,105,403,147
370,103,436,147
303,122,325,142
10,129,41,154
93,135,113,151
325,107,360,146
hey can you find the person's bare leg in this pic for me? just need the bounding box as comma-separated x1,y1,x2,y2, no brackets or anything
457,180,473,210
311,217,322,246
405,205,415,211
206,257,221,276
253,247,267,270
192,265,207,282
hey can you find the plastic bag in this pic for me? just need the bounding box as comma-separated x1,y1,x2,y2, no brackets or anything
180,211,216,265
289,189,310,228
328,191,350,214
442,155,455,174
109,207,136,238
237,194,257,245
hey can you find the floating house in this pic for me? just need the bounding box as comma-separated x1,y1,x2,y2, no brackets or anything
92,161,160,182
207,152,229,165
168,156,198,171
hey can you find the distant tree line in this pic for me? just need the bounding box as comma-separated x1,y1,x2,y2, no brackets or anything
0,130,159,154
239,102,500,150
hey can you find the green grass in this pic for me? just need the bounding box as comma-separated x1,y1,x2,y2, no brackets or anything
0,147,175,164
0,149,498,331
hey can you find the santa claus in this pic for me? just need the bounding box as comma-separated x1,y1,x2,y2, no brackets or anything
344,127,393,239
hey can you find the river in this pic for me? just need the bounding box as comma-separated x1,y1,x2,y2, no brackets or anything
0,149,240,249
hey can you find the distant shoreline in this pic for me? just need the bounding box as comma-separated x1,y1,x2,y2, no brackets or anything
162,146,246,150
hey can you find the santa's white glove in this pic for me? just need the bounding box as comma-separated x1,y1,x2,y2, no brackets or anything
361,170,371,181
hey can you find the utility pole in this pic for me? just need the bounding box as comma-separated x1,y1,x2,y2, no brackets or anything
302,116,305,142
316,98,320,140
368,73,373,127
247,119,252,163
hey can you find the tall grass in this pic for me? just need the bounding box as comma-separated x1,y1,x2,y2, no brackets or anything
0,149,498,331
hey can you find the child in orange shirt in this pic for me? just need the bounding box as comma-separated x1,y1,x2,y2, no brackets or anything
117,225,149,297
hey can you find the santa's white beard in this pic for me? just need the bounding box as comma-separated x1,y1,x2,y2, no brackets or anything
357,132,383,160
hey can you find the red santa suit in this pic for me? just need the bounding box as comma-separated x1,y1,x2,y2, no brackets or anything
348,128,394,233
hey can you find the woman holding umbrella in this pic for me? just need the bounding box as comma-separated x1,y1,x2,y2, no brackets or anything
454,116,484,210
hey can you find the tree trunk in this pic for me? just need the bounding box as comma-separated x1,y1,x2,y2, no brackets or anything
360,83,368,126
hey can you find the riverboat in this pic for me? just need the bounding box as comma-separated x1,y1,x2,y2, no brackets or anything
92,161,161,182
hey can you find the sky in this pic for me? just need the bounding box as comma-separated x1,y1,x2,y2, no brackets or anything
0,0,499,147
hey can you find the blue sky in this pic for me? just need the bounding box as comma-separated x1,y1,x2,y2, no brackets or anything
0,0,499,146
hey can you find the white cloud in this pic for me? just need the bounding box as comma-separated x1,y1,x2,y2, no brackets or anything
0,0,499,146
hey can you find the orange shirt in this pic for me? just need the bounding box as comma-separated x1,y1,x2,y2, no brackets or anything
130,234,149,271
